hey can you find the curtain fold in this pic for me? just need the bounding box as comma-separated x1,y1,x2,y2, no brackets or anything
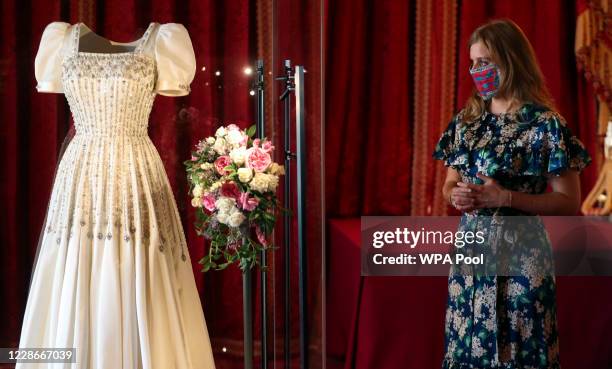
412,0,458,216
325,0,413,216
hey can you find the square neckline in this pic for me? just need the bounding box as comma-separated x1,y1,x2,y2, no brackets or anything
75,22,156,55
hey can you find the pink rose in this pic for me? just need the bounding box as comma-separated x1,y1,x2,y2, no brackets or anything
214,155,232,175
245,147,272,173
239,192,259,211
261,140,274,153
203,193,216,212
252,138,261,148
220,181,241,200
191,155,197,161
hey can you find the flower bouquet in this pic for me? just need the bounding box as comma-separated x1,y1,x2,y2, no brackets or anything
184,124,286,271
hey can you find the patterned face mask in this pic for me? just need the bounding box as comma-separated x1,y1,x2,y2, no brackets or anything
469,63,501,100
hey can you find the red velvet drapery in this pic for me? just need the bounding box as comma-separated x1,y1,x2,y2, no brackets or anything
325,0,413,217
326,0,599,218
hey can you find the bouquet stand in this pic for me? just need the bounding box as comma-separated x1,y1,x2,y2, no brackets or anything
242,60,266,369
243,267,254,369
244,59,308,369
276,60,308,369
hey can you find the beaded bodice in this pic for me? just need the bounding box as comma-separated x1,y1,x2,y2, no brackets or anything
63,23,157,138
38,22,193,263
63,54,156,137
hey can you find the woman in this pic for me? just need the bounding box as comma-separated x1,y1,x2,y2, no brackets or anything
433,19,591,368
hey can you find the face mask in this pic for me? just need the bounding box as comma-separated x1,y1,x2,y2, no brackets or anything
469,63,500,100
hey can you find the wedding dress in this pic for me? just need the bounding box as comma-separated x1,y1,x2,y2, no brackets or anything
16,21,216,369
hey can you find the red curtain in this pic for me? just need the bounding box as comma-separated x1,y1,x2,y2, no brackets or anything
325,0,413,217
326,0,599,218
0,0,258,363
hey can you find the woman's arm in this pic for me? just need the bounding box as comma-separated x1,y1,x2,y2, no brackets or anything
456,170,582,215
507,170,581,215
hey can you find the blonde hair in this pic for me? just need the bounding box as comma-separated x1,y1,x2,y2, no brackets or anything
462,19,555,122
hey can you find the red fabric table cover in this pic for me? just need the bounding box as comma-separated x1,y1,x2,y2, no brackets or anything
327,218,612,369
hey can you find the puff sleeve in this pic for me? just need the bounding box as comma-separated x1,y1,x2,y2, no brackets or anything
538,112,592,177
154,23,196,96
432,113,470,170
34,22,70,93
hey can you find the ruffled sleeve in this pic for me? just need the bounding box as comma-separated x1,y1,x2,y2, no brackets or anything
34,22,70,93
154,23,196,96
538,112,592,177
432,113,470,169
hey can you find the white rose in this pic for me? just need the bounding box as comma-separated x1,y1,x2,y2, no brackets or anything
191,197,202,207
216,212,229,225
206,137,216,145
267,174,279,193
237,167,253,183
227,209,246,227
192,184,203,198
249,172,269,193
215,126,228,137
229,147,247,166
213,137,228,155
226,129,245,147
215,196,236,213
249,173,279,193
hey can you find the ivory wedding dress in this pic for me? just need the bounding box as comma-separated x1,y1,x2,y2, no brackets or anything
17,21,216,369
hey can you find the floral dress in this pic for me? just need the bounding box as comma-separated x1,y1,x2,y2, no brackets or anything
432,103,592,369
